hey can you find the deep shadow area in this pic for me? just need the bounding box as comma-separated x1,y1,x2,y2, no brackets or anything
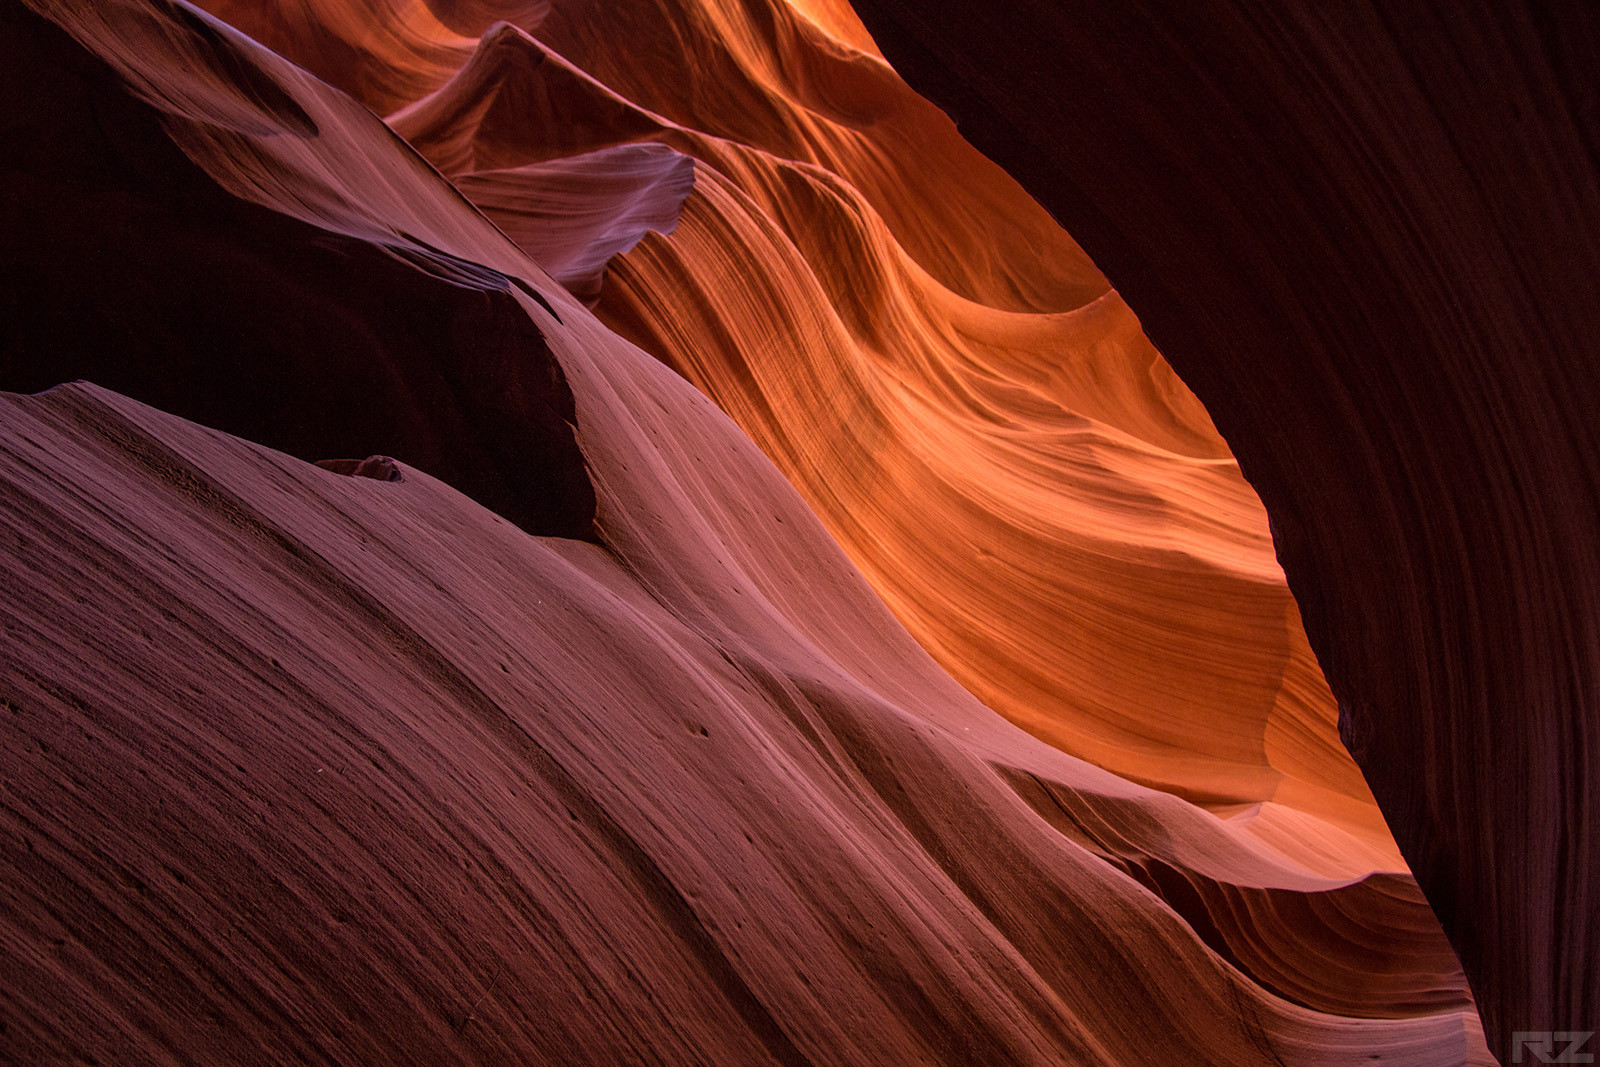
0,3,594,540
847,0,1600,1055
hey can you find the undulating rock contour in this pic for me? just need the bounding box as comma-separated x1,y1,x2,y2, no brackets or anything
846,0,1600,1057
0,0,1521,1062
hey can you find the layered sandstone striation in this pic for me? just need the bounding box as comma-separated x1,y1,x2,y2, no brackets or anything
284,0,1413,865
845,0,1600,1057
0,0,1513,1062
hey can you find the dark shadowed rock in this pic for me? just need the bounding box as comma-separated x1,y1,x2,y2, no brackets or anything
847,0,1600,1055
0,1,593,540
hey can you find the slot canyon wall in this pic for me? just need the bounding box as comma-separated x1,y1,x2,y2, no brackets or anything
845,0,1600,1059
1,0,1576,1062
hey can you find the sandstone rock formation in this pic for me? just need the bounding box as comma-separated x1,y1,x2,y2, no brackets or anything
0,0,1520,1062
846,0,1600,1058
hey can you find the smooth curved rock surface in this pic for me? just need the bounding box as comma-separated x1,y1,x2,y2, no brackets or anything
344,0,1410,861
845,0,1600,1057
194,0,544,113
0,0,1503,1062
454,143,696,303
0,0,592,540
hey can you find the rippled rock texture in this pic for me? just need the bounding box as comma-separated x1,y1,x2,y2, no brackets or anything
0,0,1515,1062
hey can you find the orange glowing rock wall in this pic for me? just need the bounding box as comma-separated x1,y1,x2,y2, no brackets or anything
844,0,1600,1058
0,0,1509,1062
208,0,1411,863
